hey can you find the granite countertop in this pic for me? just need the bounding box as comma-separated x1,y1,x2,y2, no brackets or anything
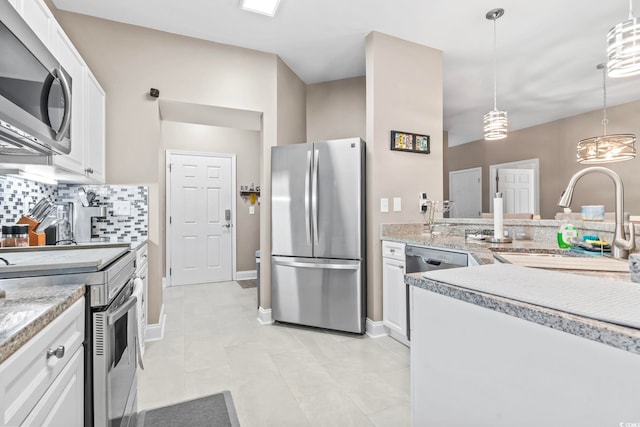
0,282,85,364
407,269,640,355
384,222,640,354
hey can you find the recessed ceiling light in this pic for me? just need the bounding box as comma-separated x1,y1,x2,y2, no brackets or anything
241,0,281,17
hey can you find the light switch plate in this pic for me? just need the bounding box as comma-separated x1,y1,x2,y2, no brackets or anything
393,197,402,212
113,200,131,216
249,206,255,215
380,198,389,213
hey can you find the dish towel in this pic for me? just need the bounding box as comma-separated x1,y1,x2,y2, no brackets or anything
133,277,145,368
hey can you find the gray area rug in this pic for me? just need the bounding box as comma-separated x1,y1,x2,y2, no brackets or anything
138,391,240,427
237,279,257,289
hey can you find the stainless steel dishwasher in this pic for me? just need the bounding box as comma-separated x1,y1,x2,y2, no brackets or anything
405,245,472,340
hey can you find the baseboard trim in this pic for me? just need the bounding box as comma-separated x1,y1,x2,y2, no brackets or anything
257,306,273,325
236,270,257,280
145,304,166,342
366,318,387,338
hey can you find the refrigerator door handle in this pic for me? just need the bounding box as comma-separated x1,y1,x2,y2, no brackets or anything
312,149,320,246
304,150,312,246
273,259,359,270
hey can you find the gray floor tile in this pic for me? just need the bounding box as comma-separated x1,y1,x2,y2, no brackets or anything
138,281,411,425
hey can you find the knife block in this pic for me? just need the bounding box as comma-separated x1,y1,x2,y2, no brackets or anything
17,216,46,246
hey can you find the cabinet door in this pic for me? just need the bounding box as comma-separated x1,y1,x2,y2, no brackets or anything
382,256,408,342
17,0,53,45
50,25,85,175
0,299,84,426
84,71,106,183
21,348,83,427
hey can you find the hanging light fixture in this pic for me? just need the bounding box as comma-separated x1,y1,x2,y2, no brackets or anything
607,0,640,78
577,64,636,164
484,8,508,141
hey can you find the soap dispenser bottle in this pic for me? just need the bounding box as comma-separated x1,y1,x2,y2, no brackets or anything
557,208,577,249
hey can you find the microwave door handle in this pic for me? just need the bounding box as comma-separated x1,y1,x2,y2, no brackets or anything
107,295,137,326
52,68,72,142
40,74,55,128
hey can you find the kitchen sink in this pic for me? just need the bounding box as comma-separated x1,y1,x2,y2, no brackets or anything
493,251,629,273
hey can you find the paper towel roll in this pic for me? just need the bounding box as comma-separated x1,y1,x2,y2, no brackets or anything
494,194,504,240
133,277,145,368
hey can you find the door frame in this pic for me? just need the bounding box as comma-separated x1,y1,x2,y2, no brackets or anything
489,158,539,214
449,167,482,218
165,149,237,286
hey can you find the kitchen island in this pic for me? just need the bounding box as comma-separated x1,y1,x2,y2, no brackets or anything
408,263,640,426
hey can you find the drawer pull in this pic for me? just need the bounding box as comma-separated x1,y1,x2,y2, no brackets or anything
46,345,65,359
390,248,395,253
398,265,405,270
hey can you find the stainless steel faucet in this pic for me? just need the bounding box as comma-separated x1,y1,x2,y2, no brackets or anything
558,166,636,259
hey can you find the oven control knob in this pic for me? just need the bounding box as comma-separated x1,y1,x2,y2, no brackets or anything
46,345,65,359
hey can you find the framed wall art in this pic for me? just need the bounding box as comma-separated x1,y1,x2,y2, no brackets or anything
390,130,430,154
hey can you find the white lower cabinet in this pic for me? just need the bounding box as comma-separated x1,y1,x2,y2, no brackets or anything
411,287,640,426
22,348,83,427
382,240,409,346
0,298,84,427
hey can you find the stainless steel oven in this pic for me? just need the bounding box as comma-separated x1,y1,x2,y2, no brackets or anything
93,278,138,427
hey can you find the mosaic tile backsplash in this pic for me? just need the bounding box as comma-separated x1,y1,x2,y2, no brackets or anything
0,175,148,242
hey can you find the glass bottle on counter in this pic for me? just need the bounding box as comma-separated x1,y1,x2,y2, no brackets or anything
2,225,29,247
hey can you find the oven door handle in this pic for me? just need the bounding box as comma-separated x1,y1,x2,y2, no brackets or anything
107,295,137,326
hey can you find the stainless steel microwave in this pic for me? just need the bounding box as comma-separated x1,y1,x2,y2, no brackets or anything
0,1,72,156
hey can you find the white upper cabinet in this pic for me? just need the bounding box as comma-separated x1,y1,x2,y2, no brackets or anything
84,71,106,183
9,0,106,183
50,25,85,176
16,0,52,46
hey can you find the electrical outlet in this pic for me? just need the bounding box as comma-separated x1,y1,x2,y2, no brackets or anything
419,192,428,213
113,201,131,216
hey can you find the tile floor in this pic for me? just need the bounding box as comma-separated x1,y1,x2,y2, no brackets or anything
138,281,411,427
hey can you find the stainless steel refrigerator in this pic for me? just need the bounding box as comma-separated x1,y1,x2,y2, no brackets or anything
271,137,366,334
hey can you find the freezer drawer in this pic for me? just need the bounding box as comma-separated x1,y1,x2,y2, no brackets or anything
271,256,365,334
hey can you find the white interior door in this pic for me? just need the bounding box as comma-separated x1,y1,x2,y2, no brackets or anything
497,168,535,214
169,153,234,285
449,167,482,218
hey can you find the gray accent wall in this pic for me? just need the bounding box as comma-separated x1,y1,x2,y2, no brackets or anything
445,99,640,219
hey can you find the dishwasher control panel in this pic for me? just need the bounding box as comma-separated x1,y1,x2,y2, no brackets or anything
405,245,469,273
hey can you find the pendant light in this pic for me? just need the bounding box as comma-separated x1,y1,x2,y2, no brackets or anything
607,0,640,78
577,64,636,164
484,8,508,141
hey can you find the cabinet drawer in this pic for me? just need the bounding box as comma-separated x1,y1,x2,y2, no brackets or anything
136,243,148,270
0,298,84,427
382,240,405,261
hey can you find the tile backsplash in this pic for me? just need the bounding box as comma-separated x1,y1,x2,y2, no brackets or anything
0,175,57,223
0,175,148,242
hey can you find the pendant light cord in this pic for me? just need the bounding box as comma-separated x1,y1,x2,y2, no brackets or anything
601,65,609,135
493,17,498,111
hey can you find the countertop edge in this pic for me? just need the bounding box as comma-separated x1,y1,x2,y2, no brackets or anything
406,274,640,355
0,285,85,365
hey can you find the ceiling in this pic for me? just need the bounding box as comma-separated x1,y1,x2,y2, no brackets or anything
51,0,640,146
